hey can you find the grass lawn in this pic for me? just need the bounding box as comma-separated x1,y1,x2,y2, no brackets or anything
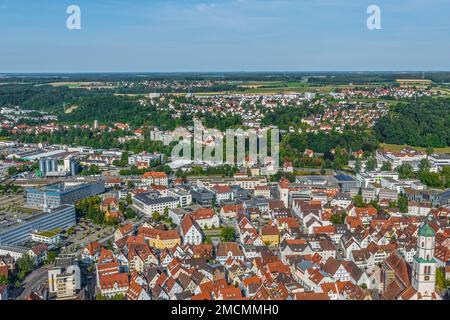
380,143,450,154
431,86,450,95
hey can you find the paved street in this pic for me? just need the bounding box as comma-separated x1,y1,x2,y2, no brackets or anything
14,265,51,300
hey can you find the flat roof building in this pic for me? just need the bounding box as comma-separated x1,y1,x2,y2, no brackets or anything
333,174,359,193
132,193,178,215
26,181,105,209
0,205,76,245
190,187,215,207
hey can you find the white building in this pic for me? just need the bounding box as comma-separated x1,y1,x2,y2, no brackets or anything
428,154,450,171
180,215,203,245
48,258,81,299
408,202,432,217
254,186,271,198
31,231,61,245
132,193,178,215
191,208,220,229
142,171,168,186
356,171,399,188
376,149,426,169
98,273,129,298
167,188,192,207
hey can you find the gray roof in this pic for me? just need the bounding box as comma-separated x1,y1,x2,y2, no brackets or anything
134,194,177,206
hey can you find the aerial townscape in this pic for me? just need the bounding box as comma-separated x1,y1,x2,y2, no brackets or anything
1,0,449,307
0,72,449,301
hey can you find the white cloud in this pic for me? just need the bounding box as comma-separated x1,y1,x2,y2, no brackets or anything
195,3,217,12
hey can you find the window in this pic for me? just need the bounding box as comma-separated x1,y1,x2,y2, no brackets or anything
423,266,431,275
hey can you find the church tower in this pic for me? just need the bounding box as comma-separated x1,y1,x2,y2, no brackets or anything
411,222,437,296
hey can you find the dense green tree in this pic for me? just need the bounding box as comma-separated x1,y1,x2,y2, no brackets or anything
369,200,381,213
436,267,450,290
125,208,137,220
353,195,366,208
365,157,377,172
354,158,362,173
75,196,105,224
152,212,163,222
374,97,450,148
418,159,431,173
81,164,101,176
17,254,35,279
221,227,236,242
397,164,414,179
331,213,346,225
46,251,57,265
381,161,392,171
398,195,408,213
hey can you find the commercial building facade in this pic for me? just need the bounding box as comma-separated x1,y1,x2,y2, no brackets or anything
0,205,76,245
132,193,178,215
26,181,105,208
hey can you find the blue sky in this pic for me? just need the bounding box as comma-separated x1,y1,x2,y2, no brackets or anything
0,0,449,72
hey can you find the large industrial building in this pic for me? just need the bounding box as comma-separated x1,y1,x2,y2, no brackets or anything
38,156,80,177
0,205,76,245
26,181,105,209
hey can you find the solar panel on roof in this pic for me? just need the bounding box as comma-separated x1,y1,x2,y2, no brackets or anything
334,174,354,181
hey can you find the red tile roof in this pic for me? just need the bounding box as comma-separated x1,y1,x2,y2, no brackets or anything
143,171,167,179
216,242,244,258
294,292,330,300
180,214,201,236
99,273,129,290
212,185,232,193
192,208,215,220
261,224,279,236
84,242,101,255
138,226,180,241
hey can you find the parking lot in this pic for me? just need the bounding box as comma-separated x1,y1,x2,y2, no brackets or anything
60,219,115,253
0,193,26,211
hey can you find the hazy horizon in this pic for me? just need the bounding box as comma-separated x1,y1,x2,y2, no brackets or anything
1,0,449,73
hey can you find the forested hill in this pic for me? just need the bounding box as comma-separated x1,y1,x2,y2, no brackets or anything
374,97,450,148
0,84,101,111
59,96,189,131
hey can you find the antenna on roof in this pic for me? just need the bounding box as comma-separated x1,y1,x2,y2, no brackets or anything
43,193,51,213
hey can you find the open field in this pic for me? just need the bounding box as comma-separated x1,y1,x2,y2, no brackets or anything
380,143,450,154
431,85,450,95
238,81,284,88
49,81,101,87
48,81,119,89
113,93,147,97
195,82,392,96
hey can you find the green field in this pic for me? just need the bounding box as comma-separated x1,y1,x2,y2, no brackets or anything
380,143,450,154
432,85,450,95
197,82,393,96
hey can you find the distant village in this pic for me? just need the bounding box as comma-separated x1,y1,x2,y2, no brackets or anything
0,85,449,301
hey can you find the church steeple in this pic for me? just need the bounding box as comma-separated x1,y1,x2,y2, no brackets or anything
418,222,435,238
411,221,437,296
